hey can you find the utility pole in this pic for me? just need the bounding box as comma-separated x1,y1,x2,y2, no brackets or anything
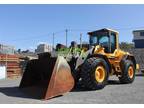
66,29,68,47
80,33,82,48
52,33,55,50
5,52,7,73
6,54,7,68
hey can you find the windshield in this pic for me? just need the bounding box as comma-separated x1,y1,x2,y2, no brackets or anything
89,35,109,53
89,36,98,45
99,36,109,46
89,35,109,46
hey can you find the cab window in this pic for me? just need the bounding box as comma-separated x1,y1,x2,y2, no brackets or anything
99,36,109,53
110,33,116,53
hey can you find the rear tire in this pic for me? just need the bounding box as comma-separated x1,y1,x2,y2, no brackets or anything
119,60,135,84
81,57,109,90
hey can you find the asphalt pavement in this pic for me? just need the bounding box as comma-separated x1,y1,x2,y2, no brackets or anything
0,73,144,104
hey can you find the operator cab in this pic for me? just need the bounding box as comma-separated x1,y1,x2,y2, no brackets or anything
88,28,119,53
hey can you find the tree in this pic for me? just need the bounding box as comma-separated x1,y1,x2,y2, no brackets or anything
17,49,21,53
119,42,134,49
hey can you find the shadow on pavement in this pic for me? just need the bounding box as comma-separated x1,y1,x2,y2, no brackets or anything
136,73,144,77
0,86,36,99
72,86,94,92
72,79,122,92
0,73,143,99
107,80,121,85
0,86,64,100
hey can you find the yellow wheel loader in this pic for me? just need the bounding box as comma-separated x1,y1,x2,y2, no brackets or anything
19,28,139,100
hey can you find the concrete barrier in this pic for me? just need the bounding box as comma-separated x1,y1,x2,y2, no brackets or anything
0,66,6,79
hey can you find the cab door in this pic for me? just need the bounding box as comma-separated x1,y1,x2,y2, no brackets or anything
109,32,117,53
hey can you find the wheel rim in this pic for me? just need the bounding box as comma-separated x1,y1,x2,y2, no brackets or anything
128,66,134,79
95,66,105,83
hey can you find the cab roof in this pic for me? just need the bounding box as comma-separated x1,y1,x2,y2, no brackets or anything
88,28,119,36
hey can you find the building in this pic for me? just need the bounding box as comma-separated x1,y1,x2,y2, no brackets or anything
0,54,21,78
0,44,15,54
35,44,52,54
133,30,144,48
0,44,22,78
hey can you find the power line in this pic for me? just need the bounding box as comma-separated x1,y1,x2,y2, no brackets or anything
65,29,68,47
80,33,82,48
115,26,144,30
3,30,66,42
2,26,144,45
54,30,65,34
69,28,91,32
52,33,55,50
69,26,144,32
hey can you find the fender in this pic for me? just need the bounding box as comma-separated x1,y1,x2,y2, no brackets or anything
120,54,137,69
87,54,112,73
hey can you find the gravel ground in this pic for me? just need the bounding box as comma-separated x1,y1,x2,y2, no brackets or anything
0,73,144,104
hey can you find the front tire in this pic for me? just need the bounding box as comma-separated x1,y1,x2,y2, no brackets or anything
119,60,135,84
81,57,109,90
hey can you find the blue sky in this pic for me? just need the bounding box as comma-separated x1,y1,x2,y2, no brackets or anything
0,5,144,50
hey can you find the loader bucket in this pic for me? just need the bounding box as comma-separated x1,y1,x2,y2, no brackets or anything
19,55,74,100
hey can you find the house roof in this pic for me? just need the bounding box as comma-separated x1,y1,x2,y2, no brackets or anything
133,29,144,33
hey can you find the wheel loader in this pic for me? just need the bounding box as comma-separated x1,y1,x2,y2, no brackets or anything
19,28,139,100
